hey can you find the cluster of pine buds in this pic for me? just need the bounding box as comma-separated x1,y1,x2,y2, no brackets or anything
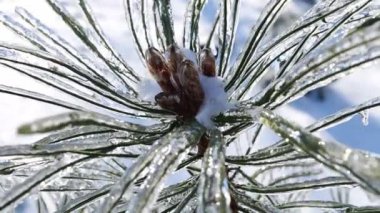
145,45,216,119
145,45,217,155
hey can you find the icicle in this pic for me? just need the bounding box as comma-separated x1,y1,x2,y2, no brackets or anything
46,0,137,92
157,176,199,202
182,0,207,52
124,0,151,60
236,176,354,194
359,110,369,126
99,121,205,212
217,0,240,77
153,0,175,47
226,143,294,163
0,131,151,157
197,130,231,213
17,111,167,135
0,155,89,211
125,147,190,213
0,84,85,111
259,109,380,196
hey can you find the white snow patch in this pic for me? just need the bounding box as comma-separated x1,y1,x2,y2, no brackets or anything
196,75,232,128
137,77,162,102
180,48,198,65
163,48,198,66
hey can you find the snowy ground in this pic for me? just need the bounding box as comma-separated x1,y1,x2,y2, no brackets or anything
0,0,380,210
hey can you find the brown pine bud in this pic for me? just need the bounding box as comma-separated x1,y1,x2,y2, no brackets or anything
155,92,181,114
200,48,216,77
145,47,175,93
166,44,183,91
197,134,209,156
178,60,205,118
166,44,184,73
229,193,239,213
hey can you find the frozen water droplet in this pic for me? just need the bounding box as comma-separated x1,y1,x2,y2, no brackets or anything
359,110,369,126
248,106,264,121
343,148,352,161
290,130,300,139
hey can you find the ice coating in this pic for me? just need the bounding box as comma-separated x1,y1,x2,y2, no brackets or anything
259,109,380,196
197,130,231,212
1,0,380,212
